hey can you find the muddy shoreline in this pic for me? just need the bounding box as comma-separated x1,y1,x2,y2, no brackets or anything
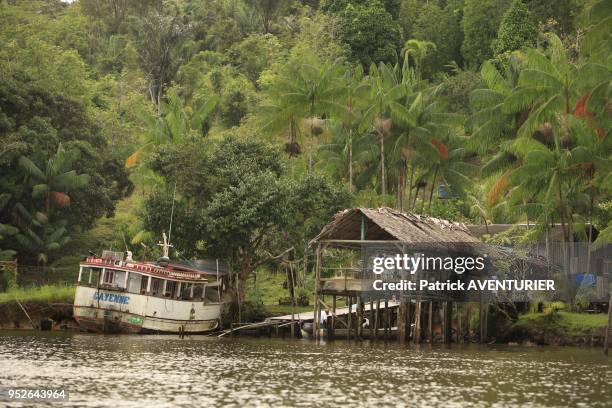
1,300,608,348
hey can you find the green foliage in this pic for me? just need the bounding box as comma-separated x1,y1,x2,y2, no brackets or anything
134,7,191,107
143,137,351,296
334,1,403,68
461,0,511,67
412,3,463,76
1,0,611,293
226,34,284,86
0,284,75,305
493,0,538,59
440,70,484,114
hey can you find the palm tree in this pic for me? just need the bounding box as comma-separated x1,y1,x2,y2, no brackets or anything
126,90,218,168
338,66,370,191
401,39,436,82
14,204,70,281
316,121,371,189
502,33,611,241
260,56,345,160
0,194,18,261
362,62,407,196
18,144,90,214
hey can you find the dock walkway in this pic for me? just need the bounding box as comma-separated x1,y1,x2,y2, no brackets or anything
266,299,400,323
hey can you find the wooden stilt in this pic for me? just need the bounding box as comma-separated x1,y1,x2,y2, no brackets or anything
466,302,471,339
331,295,337,340
483,303,488,343
446,301,453,344
405,298,412,342
413,301,421,344
369,299,374,339
313,243,322,342
357,296,363,339
374,298,380,339
457,303,462,343
347,296,352,340
455,303,460,343
428,301,434,344
398,296,406,344
384,298,389,340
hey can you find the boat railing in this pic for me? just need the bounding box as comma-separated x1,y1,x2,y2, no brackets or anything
83,257,203,281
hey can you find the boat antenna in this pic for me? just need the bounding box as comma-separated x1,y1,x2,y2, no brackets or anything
168,181,177,246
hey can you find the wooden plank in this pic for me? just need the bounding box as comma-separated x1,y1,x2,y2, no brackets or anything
428,301,434,344
374,299,380,339
384,298,389,340
369,299,374,339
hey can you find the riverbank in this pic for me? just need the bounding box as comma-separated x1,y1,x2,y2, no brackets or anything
0,284,609,348
0,285,75,330
507,311,609,346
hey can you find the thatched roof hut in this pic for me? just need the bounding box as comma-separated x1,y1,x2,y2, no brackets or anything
310,207,478,246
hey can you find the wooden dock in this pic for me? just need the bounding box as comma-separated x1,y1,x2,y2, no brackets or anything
266,299,400,323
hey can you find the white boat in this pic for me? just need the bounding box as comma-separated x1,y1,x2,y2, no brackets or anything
73,235,228,334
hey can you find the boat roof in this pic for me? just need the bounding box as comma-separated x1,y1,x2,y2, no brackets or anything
167,259,230,276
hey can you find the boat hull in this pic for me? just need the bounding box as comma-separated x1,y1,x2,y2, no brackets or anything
74,286,221,334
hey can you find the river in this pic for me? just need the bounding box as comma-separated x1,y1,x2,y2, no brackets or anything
0,332,610,407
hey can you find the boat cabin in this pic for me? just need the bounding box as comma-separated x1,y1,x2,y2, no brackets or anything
77,251,225,304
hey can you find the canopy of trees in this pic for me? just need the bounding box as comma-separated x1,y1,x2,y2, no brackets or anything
0,0,609,292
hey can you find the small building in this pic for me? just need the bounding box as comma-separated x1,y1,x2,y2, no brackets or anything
309,207,485,343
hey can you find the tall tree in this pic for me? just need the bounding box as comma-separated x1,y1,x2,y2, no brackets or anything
18,144,90,214
135,9,190,110
461,0,510,67
493,0,537,60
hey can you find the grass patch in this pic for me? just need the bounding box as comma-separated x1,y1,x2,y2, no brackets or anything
511,311,609,344
516,311,608,334
0,285,75,305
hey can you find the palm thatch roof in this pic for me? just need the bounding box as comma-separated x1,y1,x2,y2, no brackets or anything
310,207,478,245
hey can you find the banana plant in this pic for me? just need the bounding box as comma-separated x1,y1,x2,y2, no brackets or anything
18,143,90,214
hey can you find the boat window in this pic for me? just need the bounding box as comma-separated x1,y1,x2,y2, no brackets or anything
192,284,204,299
164,280,177,297
103,269,115,285
204,285,220,303
127,273,142,293
139,275,148,294
180,283,192,300
151,277,163,296
114,270,126,288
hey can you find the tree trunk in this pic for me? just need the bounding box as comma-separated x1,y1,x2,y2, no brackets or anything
428,166,438,211
379,130,386,196
407,164,414,211
349,128,353,192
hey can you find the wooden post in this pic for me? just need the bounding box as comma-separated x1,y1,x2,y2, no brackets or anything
384,298,389,340
405,298,412,342
456,303,460,343
483,303,488,344
479,299,484,344
369,299,374,339
466,302,471,339
457,303,463,343
398,296,406,344
359,297,365,339
428,301,434,344
413,301,421,344
442,301,448,344
374,298,380,339
444,301,453,344
347,296,352,340
331,295,337,340
356,296,362,339
313,243,322,341
604,289,612,355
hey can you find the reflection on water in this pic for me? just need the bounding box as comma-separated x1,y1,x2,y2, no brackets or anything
0,332,611,407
